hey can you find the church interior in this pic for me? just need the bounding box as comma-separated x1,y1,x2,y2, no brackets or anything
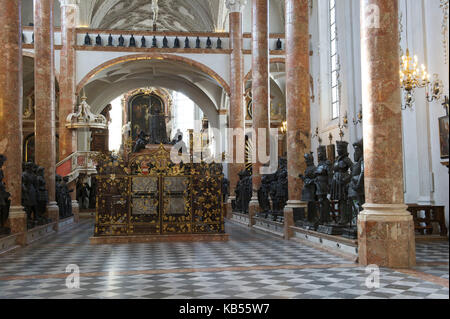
0,0,449,301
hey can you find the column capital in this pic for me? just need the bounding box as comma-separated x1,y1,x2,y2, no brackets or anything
58,0,79,8
226,0,247,13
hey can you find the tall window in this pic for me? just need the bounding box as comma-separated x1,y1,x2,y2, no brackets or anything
329,0,340,120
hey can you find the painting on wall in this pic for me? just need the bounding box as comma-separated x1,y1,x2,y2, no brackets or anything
438,116,449,159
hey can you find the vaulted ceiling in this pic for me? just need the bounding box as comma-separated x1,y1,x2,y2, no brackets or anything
80,0,229,32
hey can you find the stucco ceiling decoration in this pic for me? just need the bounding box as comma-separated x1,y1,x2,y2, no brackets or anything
85,0,227,32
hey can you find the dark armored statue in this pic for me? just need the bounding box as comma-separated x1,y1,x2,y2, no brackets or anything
89,176,98,209
206,37,212,49
216,38,222,49
22,162,38,228
36,166,49,224
152,36,158,48
257,174,274,215
133,131,149,153
271,158,288,216
55,175,64,217
315,145,332,225
0,155,11,235
195,36,201,49
184,37,190,48
62,176,73,218
233,169,252,214
222,177,230,203
141,36,146,47
299,153,318,226
330,141,353,225
348,139,365,225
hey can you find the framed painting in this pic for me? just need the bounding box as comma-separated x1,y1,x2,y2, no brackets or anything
439,116,449,159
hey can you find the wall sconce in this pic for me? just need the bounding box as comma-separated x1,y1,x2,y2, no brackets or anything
353,106,363,125
342,112,349,128
280,121,287,134
312,127,322,145
426,74,449,116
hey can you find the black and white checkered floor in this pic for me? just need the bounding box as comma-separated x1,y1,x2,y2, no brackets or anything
0,219,448,299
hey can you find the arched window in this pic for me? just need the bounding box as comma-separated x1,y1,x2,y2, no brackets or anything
329,0,340,120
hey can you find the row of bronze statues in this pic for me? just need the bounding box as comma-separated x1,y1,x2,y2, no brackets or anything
1,159,75,231
84,33,224,50
231,140,364,238
232,158,289,221
297,140,364,238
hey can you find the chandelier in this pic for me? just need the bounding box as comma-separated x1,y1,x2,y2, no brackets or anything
400,49,430,109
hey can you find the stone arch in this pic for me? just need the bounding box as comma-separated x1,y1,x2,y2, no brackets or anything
76,53,231,97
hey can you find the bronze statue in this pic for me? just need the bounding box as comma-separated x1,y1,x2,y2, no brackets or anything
233,169,252,214
0,155,11,235
217,38,222,49
22,162,38,228
129,35,136,47
141,36,146,47
299,153,318,226
348,139,365,225
184,37,190,48
152,36,157,48
271,159,288,217
133,131,149,153
257,174,273,215
315,145,332,225
195,37,201,49
330,141,353,225
276,38,282,50
62,176,73,218
36,167,49,224
88,176,97,209
206,37,212,49
162,36,169,48
95,34,102,46
118,35,125,47
107,34,113,46
174,37,180,48
84,33,91,45
148,101,169,144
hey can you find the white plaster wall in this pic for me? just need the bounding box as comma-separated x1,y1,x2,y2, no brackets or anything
75,51,231,90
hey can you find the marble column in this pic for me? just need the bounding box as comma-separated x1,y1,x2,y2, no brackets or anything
249,0,270,216
59,0,77,160
34,0,59,225
0,0,26,240
226,0,246,218
283,0,311,230
358,0,415,268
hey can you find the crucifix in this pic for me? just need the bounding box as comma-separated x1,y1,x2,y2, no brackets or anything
151,0,159,31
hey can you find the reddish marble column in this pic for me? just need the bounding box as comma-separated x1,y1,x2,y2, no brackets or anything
59,2,77,160
226,4,246,217
34,0,59,223
284,0,310,212
249,0,270,215
0,0,26,239
358,0,415,268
